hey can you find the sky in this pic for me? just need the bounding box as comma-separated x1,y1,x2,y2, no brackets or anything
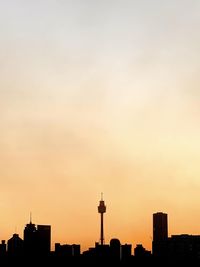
0,0,200,252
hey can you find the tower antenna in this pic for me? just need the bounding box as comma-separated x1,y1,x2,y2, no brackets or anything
30,212,32,224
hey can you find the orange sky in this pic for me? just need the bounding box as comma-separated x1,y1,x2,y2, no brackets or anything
1,0,200,252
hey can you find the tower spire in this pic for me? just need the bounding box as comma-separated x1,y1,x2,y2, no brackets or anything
30,212,32,224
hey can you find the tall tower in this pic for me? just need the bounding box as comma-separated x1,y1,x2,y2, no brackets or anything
24,215,37,254
98,193,106,245
37,225,51,254
152,212,168,257
153,212,168,242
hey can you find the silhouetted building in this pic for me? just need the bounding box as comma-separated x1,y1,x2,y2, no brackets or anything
134,244,151,257
151,213,200,262
95,242,110,260
153,212,168,242
152,212,168,257
7,234,24,255
110,238,121,261
24,218,51,255
167,235,200,260
55,243,80,258
82,239,132,264
24,220,37,254
55,243,72,257
0,240,6,255
72,244,81,257
121,244,132,260
37,225,51,254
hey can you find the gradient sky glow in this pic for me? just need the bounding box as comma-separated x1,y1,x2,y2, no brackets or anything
1,0,200,251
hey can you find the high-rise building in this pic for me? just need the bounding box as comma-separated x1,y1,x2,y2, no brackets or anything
37,225,51,254
24,220,37,254
152,212,168,257
153,212,168,242
24,216,51,255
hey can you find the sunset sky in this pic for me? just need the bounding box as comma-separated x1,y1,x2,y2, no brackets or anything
1,0,200,252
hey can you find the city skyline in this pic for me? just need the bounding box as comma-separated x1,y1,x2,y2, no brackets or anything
1,208,200,254
0,201,199,253
1,209,200,266
1,0,200,253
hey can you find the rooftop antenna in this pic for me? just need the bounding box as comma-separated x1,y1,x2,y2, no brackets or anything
30,212,32,224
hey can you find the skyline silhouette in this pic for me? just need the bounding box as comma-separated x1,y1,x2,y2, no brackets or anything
0,198,200,256
0,200,200,266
